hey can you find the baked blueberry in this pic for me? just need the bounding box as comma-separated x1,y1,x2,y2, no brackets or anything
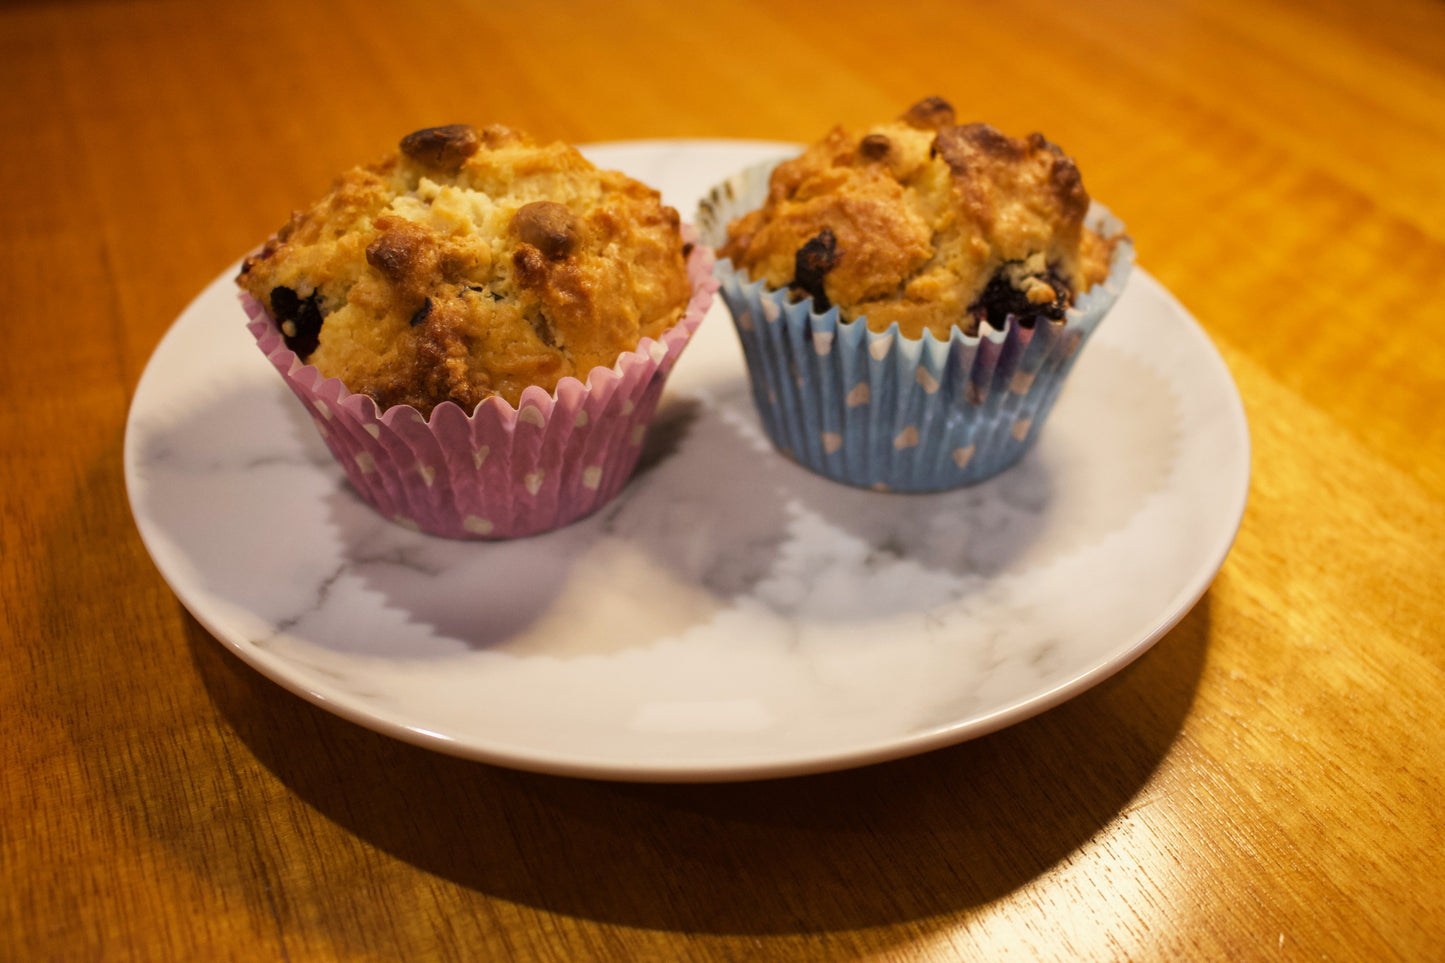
268,285,324,359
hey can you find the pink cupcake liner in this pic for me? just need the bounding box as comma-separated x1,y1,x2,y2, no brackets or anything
242,236,717,539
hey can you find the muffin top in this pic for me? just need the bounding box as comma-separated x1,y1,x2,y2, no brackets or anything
237,124,692,415
718,97,1121,339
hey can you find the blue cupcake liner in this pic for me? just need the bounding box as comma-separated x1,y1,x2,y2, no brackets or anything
700,161,1135,491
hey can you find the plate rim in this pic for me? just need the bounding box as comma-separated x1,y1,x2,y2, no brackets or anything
124,139,1250,782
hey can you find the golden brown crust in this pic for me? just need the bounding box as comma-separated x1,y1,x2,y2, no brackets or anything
718,98,1121,339
237,124,691,414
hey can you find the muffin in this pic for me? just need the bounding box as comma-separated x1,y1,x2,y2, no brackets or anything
698,97,1133,491
239,123,716,538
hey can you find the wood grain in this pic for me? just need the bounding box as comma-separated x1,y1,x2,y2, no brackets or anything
3,0,1442,959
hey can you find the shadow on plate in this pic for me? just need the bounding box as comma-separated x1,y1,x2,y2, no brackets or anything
750,344,1183,595
131,374,796,657
132,368,1125,657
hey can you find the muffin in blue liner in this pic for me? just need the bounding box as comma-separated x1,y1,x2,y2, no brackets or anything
698,118,1134,492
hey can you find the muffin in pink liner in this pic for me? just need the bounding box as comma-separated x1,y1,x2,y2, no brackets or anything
242,243,714,539
236,123,713,538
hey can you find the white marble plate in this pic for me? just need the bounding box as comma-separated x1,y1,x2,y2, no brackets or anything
124,141,1249,782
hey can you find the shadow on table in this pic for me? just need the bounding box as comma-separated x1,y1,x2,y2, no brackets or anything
34,396,1208,951
189,586,1211,940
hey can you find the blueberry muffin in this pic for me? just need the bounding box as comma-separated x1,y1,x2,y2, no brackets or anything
238,123,693,416
700,98,1133,491
239,124,716,538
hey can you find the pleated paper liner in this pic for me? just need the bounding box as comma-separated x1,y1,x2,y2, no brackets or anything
242,238,717,538
699,160,1134,491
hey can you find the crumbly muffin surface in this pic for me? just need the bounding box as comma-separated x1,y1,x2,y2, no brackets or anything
238,124,691,414
718,98,1119,339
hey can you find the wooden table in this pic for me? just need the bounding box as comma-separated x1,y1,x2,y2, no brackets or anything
5,0,1442,958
